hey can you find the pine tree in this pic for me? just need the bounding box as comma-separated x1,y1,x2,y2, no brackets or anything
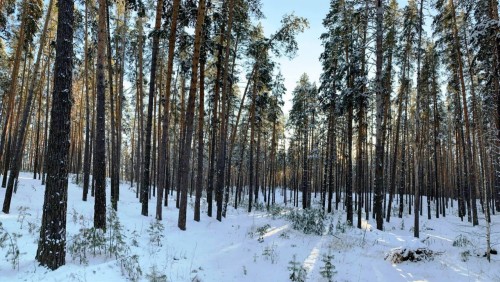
374,0,385,231
35,0,74,270
2,0,51,214
142,0,164,217
93,0,107,231
177,0,207,230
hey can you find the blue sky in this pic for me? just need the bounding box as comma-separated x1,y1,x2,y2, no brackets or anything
256,0,411,115
259,0,330,115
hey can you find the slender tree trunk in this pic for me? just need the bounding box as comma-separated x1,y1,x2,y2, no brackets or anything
105,1,118,211
177,0,207,230
142,0,164,216
449,0,478,226
0,0,27,167
41,52,52,185
411,0,425,238
488,0,500,212
194,54,205,222
33,73,44,180
216,0,234,221
135,14,144,197
387,43,409,222
82,0,91,201
345,43,353,225
374,0,385,231
157,0,180,219
2,0,54,213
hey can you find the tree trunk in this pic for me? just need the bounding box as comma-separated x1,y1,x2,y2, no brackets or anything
2,0,54,213
142,0,164,216
449,0,478,226
177,0,207,230
35,0,74,269
0,0,27,167
194,54,205,222
374,0,385,231
413,0,424,238
93,0,107,230
106,1,117,211
156,0,180,220
216,0,235,221
82,0,91,201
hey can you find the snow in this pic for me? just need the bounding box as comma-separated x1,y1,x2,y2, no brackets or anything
0,172,499,281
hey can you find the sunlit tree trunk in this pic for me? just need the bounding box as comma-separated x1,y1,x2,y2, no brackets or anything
177,0,207,230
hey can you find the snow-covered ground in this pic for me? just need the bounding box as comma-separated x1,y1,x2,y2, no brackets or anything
0,172,498,281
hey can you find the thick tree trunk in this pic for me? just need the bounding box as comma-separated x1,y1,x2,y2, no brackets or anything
35,0,74,270
93,0,107,230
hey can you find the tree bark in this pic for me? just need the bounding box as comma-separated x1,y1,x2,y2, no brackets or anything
177,0,207,230
413,0,424,238
142,0,164,216
374,0,385,231
93,0,107,230
2,0,54,213
82,0,91,201
35,0,74,269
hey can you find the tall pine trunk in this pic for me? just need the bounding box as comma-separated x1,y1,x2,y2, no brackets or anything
82,0,91,201
156,0,181,219
142,0,164,216
374,0,385,231
413,0,424,238
177,0,207,230
2,0,54,213
35,0,74,270
93,0,107,230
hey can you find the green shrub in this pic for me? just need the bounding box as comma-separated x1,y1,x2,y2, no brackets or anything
262,243,279,264
148,220,165,247
287,208,326,235
452,234,471,248
288,254,306,282
68,227,106,265
256,224,271,242
319,253,336,282
68,210,142,281
146,264,167,282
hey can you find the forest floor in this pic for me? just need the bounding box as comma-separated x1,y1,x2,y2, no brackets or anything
0,172,499,282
